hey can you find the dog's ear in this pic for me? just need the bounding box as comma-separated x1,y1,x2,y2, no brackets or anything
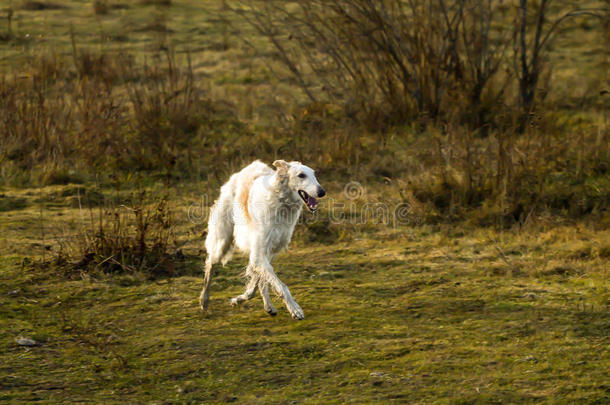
273,160,289,175
273,160,289,184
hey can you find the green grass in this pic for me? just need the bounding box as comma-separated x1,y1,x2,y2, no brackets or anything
0,185,608,403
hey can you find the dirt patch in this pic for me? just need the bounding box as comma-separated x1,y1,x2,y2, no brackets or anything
20,1,67,10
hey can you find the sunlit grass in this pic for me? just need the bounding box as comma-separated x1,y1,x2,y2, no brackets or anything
0,185,608,402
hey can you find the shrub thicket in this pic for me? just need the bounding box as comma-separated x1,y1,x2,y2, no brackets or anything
0,1,607,228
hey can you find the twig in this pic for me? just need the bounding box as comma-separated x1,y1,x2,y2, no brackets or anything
39,187,45,265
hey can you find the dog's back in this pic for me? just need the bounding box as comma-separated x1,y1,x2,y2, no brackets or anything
234,161,273,225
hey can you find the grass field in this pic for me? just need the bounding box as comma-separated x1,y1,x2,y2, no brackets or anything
1,183,608,403
1,1,609,403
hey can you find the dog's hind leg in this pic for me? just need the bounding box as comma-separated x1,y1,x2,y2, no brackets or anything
199,258,215,311
200,244,233,310
200,240,233,310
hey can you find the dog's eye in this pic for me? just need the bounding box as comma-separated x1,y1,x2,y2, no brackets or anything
297,173,306,179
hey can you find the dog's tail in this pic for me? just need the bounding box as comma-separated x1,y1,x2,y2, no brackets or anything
201,188,235,310
205,193,234,264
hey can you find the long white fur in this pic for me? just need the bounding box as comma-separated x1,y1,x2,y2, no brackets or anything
199,159,324,320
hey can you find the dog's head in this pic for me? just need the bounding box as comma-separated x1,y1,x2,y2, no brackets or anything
273,160,326,212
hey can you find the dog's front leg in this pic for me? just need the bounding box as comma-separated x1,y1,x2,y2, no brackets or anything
258,282,277,316
266,265,303,320
251,254,303,320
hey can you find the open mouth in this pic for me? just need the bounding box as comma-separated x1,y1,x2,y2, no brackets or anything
298,190,318,212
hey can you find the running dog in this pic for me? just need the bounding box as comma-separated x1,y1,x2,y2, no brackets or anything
200,160,326,319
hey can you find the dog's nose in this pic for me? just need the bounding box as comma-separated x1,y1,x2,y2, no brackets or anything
317,187,326,198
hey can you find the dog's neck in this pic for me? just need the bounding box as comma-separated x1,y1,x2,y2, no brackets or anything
271,173,302,209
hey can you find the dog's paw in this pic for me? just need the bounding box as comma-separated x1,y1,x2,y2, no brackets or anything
288,304,304,320
264,302,277,316
230,297,240,307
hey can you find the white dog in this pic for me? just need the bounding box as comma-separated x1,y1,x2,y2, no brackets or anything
200,160,326,320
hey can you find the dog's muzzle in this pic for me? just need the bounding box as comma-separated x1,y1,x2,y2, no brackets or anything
298,190,319,212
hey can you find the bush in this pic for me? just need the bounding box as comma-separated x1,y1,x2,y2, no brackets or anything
0,47,246,185
236,0,606,131
60,186,181,278
236,0,515,128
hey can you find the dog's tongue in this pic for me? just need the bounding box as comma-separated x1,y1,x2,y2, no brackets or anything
307,195,318,210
